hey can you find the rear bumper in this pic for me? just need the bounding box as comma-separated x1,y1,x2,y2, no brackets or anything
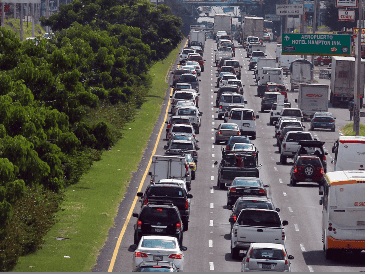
327,236,365,250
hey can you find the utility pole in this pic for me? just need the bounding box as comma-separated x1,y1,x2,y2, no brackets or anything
310,0,317,65
354,0,363,135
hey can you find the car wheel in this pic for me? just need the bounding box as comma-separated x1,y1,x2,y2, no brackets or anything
280,154,287,164
231,247,240,260
179,232,183,246
261,107,264,112
191,171,195,180
304,164,315,178
183,219,189,231
270,119,273,126
325,248,335,260
290,177,297,186
134,233,140,245
195,127,200,134
219,181,225,190
251,135,256,140
332,126,335,132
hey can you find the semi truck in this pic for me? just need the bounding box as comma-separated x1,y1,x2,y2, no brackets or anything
214,14,232,36
289,59,313,92
296,84,329,120
330,56,365,107
242,16,264,45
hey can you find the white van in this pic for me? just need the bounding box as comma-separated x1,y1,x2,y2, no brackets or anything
319,170,365,259
227,108,259,139
332,136,365,171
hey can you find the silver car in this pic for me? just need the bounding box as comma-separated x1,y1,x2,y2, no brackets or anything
241,243,294,272
133,235,187,271
215,123,241,144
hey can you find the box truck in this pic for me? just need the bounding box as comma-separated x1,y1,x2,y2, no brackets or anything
242,16,264,46
214,14,232,35
296,84,329,121
289,59,313,92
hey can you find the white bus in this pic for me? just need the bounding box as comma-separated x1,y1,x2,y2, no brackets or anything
332,136,365,171
319,170,365,259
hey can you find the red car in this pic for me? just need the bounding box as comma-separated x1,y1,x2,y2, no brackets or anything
314,56,332,66
290,156,324,186
266,82,288,99
188,54,205,72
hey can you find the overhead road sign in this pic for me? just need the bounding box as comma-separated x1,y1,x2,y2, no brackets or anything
265,14,281,21
276,4,304,15
336,0,358,8
339,9,355,21
282,33,352,56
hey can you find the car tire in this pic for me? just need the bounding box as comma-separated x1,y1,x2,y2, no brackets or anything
325,248,335,260
270,119,273,126
191,171,195,180
179,232,183,246
183,219,189,231
280,154,287,164
251,134,256,140
261,107,264,112
134,233,140,245
290,177,297,186
195,127,200,134
332,126,335,132
231,247,240,260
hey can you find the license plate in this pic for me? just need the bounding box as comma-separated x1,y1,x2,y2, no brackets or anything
154,228,164,233
243,123,250,127
357,221,365,226
243,189,251,193
262,264,272,269
321,124,327,126
153,255,163,261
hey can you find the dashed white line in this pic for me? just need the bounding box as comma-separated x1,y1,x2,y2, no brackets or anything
212,114,214,118
308,266,314,272
209,262,214,271
211,137,214,140
211,176,214,180
294,224,299,231
209,220,213,226
209,240,213,247
288,207,293,212
283,192,287,196
300,243,306,252
212,154,215,157
210,203,214,208
279,179,283,184
274,167,278,171
212,145,214,149
210,188,214,194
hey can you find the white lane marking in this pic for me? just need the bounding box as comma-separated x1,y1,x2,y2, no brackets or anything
212,114,214,118
210,188,214,194
210,203,214,208
300,244,306,252
294,224,299,231
274,167,278,171
271,157,274,160
211,101,213,104
308,266,314,272
209,262,214,271
212,164,215,168
283,192,287,196
212,145,214,149
288,207,293,212
279,179,283,184
211,128,214,132
211,176,214,180
212,154,215,157
211,137,214,140
211,78,213,81
209,240,213,247
210,220,213,226
212,121,215,125
211,107,214,111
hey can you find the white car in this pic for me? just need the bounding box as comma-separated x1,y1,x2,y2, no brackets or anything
179,48,195,64
218,74,237,88
225,79,244,94
133,235,186,271
185,61,201,75
181,65,197,76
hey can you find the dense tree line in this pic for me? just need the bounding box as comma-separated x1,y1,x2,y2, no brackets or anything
0,0,182,270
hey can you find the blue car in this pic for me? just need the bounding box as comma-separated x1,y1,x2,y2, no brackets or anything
310,112,336,131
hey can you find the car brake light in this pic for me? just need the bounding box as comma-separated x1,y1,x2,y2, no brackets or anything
282,231,285,240
323,155,326,160
246,257,250,263
320,168,324,174
219,105,222,109
230,188,237,193
294,167,298,173
167,124,171,129
233,215,237,221
218,131,222,135
137,220,142,229
280,135,283,138
144,198,148,205
237,131,241,136
135,252,148,257
328,222,332,231
169,254,182,259
253,116,256,121
227,145,230,150
176,222,181,232
283,144,286,149
259,189,265,194
314,119,317,121
185,199,189,209
331,120,334,122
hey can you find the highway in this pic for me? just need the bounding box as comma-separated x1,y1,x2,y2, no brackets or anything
93,38,365,272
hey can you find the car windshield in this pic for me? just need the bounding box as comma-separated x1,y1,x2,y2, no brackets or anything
180,75,197,82
174,93,193,100
140,207,180,223
238,210,281,227
221,124,238,130
172,126,193,133
232,179,261,187
251,249,285,260
297,157,322,167
177,109,196,116
233,143,253,150
235,201,273,213
141,239,176,249
170,143,194,150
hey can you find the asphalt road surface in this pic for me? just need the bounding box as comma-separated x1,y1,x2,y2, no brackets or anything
93,38,365,272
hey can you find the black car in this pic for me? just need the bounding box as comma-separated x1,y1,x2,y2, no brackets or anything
134,261,180,272
226,177,269,207
132,203,184,245
290,156,324,186
137,184,193,230
229,197,279,228
294,140,328,173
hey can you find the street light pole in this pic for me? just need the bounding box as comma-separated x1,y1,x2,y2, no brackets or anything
354,0,362,135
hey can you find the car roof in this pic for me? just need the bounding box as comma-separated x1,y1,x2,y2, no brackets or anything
264,92,281,95
141,235,178,241
313,112,334,117
297,155,321,160
237,196,270,202
171,115,191,119
250,243,285,249
172,123,193,127
171,139,194,144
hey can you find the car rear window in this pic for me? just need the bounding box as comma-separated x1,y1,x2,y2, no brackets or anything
174,70,190,76
286,133,312,141
172,126,193,133
232,179,261,187
297,157,322,167
189,56,202,61
170,142,194,150
149,187,185,197
235,201,273,213
251,249,285,260
177,109,196,116
174,93,193,100
221,124,238,130
232,143,253,150
282,109,301,117
180,75,197,82
140,207,180,223
230,136,251,144
268,85,286,92
220,87,238,93
221,95,233,103
238,210,281,227
225,61,240,67
171,118,190,124
233,96,242,103
281,121,302,129
265,93,278,99
141,239,176,249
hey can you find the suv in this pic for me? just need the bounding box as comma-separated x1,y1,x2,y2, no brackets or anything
179,48,195,64
269,102,291,125
137,184,193,230
261,92,282,112
294,140,328,173
290,156,324,186
218,93,246,119
227,108,259,139
280,131,315,164
223,59,242,79
188,54,205,72
277,126,304,149
225,136,251,151
310,112,336,132
266,82,288,100
171,68,191,86
165,139,198,162
279,108,303,122
132,203,184,245
215,86,240,107
175,106,202,133
177,74,201,91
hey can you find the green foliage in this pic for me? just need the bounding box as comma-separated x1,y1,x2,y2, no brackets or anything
323,1,358,31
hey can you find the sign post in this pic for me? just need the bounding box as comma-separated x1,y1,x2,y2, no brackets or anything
354,0,362,135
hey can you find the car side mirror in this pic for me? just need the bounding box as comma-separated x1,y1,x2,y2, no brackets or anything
229,217,235,223
148,171,152,176
187,193,193,198
325,152,328,155
256,114,260,119
282,220,288,226
214,160,219,165
132,213,139,218
244,100,248,104
288,255,294,260
181,246,187,251
137,192,143,197
295,99,298,103
264,185,269,187
276,208,280,212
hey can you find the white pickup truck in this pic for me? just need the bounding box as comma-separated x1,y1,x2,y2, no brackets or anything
230,209,288,259
280,131,315,164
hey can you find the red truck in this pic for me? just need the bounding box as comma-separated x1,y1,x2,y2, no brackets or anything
314,56,332,66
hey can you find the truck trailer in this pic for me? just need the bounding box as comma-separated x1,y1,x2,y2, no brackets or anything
296,84,329,120
242,16,264,45
214,14,232,36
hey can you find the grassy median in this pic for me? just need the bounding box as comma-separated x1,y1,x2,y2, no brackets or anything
12,41,182,272
340,123,365,136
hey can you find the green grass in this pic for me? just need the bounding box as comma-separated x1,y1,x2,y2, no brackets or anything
12,41,182,272
2,18,46,39
340,123,365,136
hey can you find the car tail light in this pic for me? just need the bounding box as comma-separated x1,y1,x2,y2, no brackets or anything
246,257,250,263
185,164,189,171
218,131,222,135
172,99,175,104
144,199,148,205
331,120,334,122
259,189,265,195
137,220,142,229
135,252,148,258
230,188,237,193
227,145,230,150
314,119,317,122
219,105,222,109
193,151,197,157
185,199,189,209
253,116,256,121
252,152,256,156
176,222,181,232
328,222,332,231
233,215,237,221
282,231,285,240
294,167,298,173
246,249,252,262
169,254,182,259
323,155,326,160
320,168,324,174
280,135,283,139
167,124,171,129
283,144,286,149
237,131,241,136
234,228,237,237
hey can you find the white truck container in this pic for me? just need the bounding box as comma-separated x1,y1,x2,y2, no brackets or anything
289,59,313,92
148,155,191,190
214,14,232,35
296,84,329,120
257,67,284,97
242,16,264,45
255,58,276,83
278,54,298,73
275,44,282,62
247,44,266,58
330,56,365,107
189,30,205,49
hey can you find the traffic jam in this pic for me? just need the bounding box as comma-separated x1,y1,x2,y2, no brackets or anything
129,26,365,272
